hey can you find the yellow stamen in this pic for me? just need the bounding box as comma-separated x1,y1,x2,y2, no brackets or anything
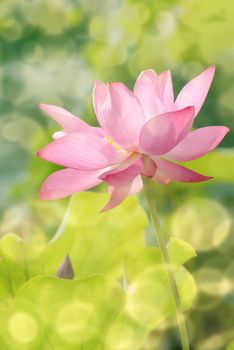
104,135,129,154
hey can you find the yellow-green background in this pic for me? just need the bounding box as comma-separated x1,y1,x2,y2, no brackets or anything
0,0,234,349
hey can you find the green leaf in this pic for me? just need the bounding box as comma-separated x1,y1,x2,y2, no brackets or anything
167,236,197,266
0,275,125,350
0,233,44,308
0,192,147,308
44,192,148,278
0,191,197,349
0,238,196,350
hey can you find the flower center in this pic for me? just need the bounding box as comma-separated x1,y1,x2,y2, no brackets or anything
104,135,129,154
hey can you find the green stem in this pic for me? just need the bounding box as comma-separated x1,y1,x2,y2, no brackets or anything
143,178,190,350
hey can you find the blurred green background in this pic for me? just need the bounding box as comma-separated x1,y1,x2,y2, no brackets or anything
0,0,234,349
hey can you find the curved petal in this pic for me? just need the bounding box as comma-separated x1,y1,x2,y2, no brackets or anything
100,153,141,178
158,70,174,111
100,158,143,186
93,81,145,150
164,126,229,162
142,156,157,177
139,107,195,155
38,104,90,133
175,65,215,117
37,131,129,170
100,175,143,212
134,70,163,120
100,184,132,212
153,158,212,183
39,168,103,199
130,175,143,194
134,69,174,120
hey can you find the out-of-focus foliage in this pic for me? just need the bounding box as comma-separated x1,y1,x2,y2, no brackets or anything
0,192,147,308
0,193,196,349
0,0,234,349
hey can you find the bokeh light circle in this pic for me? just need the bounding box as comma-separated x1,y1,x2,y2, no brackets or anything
56,301,94,343
8,312,37,344
195,268,231,297
171,198,231,251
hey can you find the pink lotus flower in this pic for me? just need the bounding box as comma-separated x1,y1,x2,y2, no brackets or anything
37,66,229,211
